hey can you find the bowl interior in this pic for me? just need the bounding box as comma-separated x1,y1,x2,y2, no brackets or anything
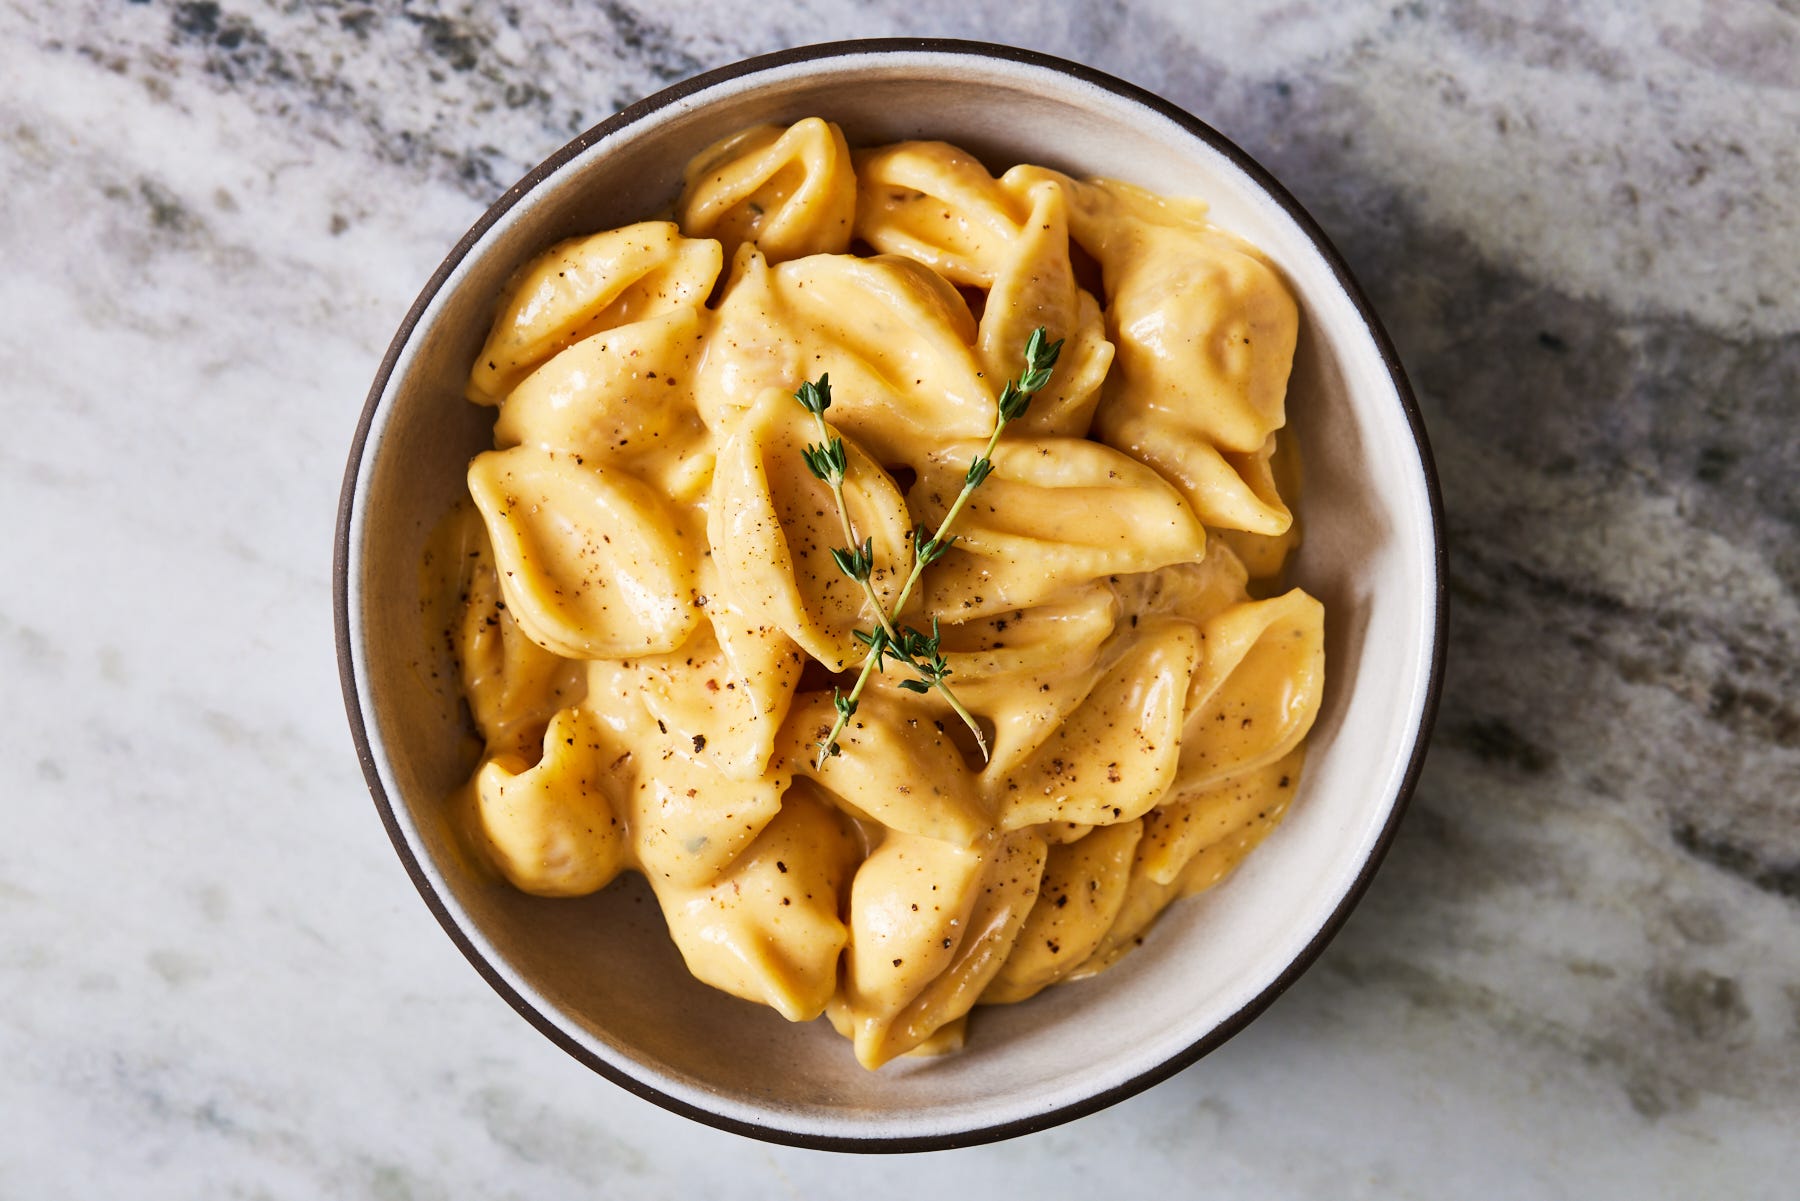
342,45,1439,1147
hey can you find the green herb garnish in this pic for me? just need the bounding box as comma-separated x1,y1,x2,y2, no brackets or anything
799,326,1064,769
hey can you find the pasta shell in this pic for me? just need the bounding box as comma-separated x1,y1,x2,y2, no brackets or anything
834,831,986,1066
1003,289,1113,439
582,656,789,889
911,437,1206,620
897,1015,967,1058
1104,407,1293,536
915,582,1118,688
1177,589,1325,791
677,118,857,265
993,618,1200,830
708,390,912,670
626,753,791,890
1110,544,1252,629
493,307,714,502
1047,170,1213,234
784,688,990,846
1044,174,1299,533
1176,779,1299,896
1139,745,1305,886
855,147,1113,440
1040,821,1096,845
466,222,721,404
693,248,994,464
835,828,1047,1068
1214,429,1305,580
982,177,1113,439
1064,838,1181,982
426,499,585,757
868,582,1119,779
467,445,702,659
853,139,1028,285
652,780,860,1021
687,244,786,430
470,707,628,897
982,819,1143,1004
637,577,805,782
978,172,1075,343
1070,752,1302,980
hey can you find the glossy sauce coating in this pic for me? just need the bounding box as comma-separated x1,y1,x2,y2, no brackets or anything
436,121,1326,1068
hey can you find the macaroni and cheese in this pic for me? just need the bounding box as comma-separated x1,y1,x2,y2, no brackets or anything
434,118,1325,1068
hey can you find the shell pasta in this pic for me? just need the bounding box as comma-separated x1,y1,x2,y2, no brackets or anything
438,120,1326,1068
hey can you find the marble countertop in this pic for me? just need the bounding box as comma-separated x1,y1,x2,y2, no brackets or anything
4,1,1796,1195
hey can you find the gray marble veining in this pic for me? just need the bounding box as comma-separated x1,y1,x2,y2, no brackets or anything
2,1,1795,1196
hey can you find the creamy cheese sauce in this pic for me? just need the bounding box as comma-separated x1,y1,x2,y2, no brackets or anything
433,119,1326,1068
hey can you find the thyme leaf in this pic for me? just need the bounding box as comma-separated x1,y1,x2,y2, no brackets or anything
801,326,1063,767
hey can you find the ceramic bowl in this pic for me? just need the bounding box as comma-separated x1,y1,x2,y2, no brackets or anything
335,38,1445,1150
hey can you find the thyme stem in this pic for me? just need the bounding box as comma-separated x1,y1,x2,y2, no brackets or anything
805,327,1064,769
801,401,903,646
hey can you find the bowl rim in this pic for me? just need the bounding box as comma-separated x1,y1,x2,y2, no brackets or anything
334,36,1448,1153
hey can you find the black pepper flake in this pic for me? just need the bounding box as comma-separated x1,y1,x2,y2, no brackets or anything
776,861,788,874
692,734,706,752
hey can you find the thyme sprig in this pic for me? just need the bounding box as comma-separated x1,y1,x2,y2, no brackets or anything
795,377,902,647
799,326,1064,769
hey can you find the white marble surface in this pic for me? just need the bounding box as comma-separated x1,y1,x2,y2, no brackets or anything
4,0,1797,1195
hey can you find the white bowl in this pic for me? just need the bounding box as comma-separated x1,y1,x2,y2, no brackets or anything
335,39,1445,1150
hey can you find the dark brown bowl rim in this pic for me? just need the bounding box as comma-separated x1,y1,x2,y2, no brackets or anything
334,36,1447,1154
